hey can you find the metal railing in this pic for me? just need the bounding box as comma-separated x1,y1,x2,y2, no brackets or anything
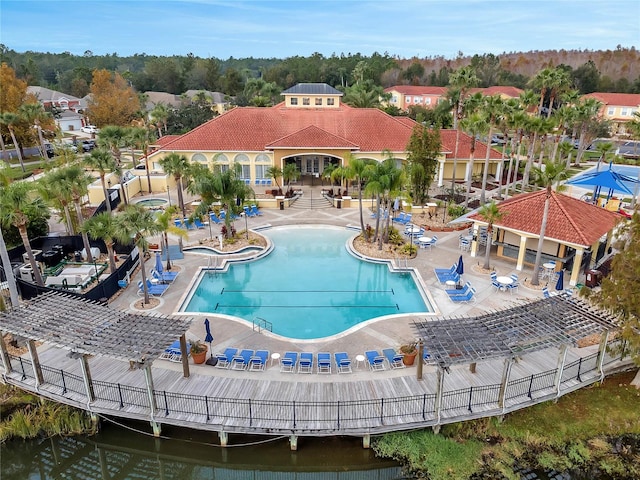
252,317,273,333
4,339,629,434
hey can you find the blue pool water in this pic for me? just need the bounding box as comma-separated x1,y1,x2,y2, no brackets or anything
181,226,431,339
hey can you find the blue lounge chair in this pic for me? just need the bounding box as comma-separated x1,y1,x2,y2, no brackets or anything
392,211,406,223
193,217,206,229
317,352,332,374
382,348,405,369
174,219,185,228
334,352,352,374
249,350,269,371
399,213,412,225
231,349,254,370
445,281,472,297
364,350,386,371
434,264,459,282
298,352,313,373
447,287,476,303
250,205,263,216
137,280,169,297
280,351,298,373
151,268,179,283
159,340,191,362
214,347,238,369
243,205,256,217
183,218,196,230
209,212,221,224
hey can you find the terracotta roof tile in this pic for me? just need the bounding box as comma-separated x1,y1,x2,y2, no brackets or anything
266,125,358,149
384,86,447,95
469,191,621,246
583,92,640,107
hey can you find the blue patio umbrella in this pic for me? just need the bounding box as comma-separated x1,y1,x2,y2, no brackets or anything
154,251,163,273
567,162,639,202
204,318,214,356
456,255,464,275
555,270,564,292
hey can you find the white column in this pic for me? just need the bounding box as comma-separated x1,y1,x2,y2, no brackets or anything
437,161,445,187
516,235,528,271
569,248,584,286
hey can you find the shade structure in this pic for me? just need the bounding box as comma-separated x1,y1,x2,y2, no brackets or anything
555,271,564,291
456,255,464,275
567,162,639,200
155,252,163,274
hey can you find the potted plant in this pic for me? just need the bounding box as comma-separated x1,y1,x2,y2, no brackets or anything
190,340,208,364
400,342,418,366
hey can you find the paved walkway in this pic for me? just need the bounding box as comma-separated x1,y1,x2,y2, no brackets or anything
107,184,556,365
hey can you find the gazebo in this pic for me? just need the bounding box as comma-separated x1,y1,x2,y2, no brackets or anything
467,191,622,286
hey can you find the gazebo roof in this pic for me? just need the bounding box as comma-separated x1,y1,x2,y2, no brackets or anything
468,191,621,247
0,293,192,364
413,295,617,367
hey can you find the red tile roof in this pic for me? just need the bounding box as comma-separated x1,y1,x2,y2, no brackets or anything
583,92,640,107
152,104,502,160
471,86,524,98
154,135,180,147
469,191,621,246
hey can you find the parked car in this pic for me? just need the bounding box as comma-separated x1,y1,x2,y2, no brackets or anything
81,125,99,134
81,140,96,152
490,135,506,145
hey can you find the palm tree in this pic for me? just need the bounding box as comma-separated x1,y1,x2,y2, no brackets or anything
343,156,370,234
19,102,51,158
155,205,187,271
158,152,191,218
477,201,504,270
84,148,118,214
558,140,574,169
283,163,300,190
479,95,504,204
266,165,283,190
0,171,19,308
64,165,95,262
80,212,119,273
129,126,156,192
37,169,75,235
460,113,488,207
150,103,170,137
0,182,48,287
573,97,603,165
529,67,554,116
114,204,160,304
0,112,26,172
97,125,126,164
530,161,569,286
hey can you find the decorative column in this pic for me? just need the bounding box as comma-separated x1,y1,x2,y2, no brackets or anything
180,334,190,378
77,354,95,403
433,366,445,433
516,235,528,271
498,357,513,411
143,363,160,437
553,345,569,397
569,248,584,286
27,339,44,387
437,161,445,187
596,330,610,380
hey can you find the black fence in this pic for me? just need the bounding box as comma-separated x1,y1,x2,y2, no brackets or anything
6,340,628,434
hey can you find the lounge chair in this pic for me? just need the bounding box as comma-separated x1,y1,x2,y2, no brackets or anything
250,205,263,216
398,213,412,225
193,217,206,229
209,212,221,224
392,211,406,223
151,268,179,283
137,280,169,297
445,281,472,296
249,350,269,371
231,349,254,370
382,348,405,369
243,205,256,217
434,264,459,283
159,340,190,362
214,347,238,369
364,350,386,371
334,352,352,373
435,270,460,284
298,352,313,373
173,219,184,228
447,287,476,303
280,351,298,373
317,352,332,374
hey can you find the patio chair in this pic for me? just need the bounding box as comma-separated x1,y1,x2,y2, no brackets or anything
445,281,472,297
507,274,519,294
193,218,206,229
364,350,386,371
214,347,238,369
399,213,412,225
447,287,476,303
317,352,332,374
490,272,501,292
183,218,196,230
243,205,256,217
298,352,314,373
382,348,405,369
334,352,352,373
159,340,191,362
231,349,254,370
392,211,406,223
280,351,298,373
435,270,460,284
248,350,269,371
209,212,221,224
151,268,179,284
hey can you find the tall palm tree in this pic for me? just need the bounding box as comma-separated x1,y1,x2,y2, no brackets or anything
64,165,95,262
448,67,479,194
460,113,488,207
266,165,283,190
479,95,503,204
129,126,156,192
19,102,51,158
529,67,554,116
0,182,48,287
84,148,118,214
573,97,603,165
0,171,20,308
530,161,569,286
155,205,187,271
150,103,170,137
283,162,300,190
37,169,75,235
114,204,160,304
97,125,126,164
158,152,191,218
0,112,26,172
343,156,370,234
477,201,504,270
558,140,574,169
80,212,119,273
546,68,572,118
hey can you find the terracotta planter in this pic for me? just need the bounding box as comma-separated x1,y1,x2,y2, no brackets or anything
191,346,208,364
402,350,418,366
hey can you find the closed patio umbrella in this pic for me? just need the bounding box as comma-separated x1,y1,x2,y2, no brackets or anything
456,255,464,275
154,252,163,274
204,318,214,362
555,270,564,292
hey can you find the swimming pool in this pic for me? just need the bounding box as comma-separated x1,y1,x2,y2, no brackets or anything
135,198,168,208
180,226,433,340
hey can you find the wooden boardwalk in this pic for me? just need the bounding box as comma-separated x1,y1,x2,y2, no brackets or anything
3,339,631,441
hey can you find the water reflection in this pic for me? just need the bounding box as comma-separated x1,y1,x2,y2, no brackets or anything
1,422,403,480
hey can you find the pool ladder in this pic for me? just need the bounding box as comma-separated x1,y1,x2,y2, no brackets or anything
252,317,272,333
207,255,219,273
395,256,409,270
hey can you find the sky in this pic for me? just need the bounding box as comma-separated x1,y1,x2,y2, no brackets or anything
1,0,639,60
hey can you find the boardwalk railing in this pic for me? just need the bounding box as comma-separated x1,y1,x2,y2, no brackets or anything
4,339,629,435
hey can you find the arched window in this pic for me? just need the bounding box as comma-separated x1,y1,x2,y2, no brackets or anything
213,153,229,173
191,153,207,163
234,154,250,179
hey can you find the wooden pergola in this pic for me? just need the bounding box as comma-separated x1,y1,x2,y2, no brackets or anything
0,292,193,432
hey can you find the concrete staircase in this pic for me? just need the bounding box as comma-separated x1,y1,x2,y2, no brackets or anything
288,193,334,210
